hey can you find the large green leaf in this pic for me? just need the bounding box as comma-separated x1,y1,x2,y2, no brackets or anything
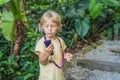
75,16,90,38
102,0,120,7
88,0,96,13
90,3,103,19
0,0,10,5
8,0,27,22
89,0,103,19
75,19,82,38
1,11,15,41
8,0,21,19
81,16,90,38
19,0,27,22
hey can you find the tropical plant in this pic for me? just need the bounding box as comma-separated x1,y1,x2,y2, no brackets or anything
0,0,27,55
89,0,103,19
87,0,120,40
0,50,39,80
57,0,90,47
102,0,120,40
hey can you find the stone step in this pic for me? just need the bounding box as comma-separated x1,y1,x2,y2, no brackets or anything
77,59,120,73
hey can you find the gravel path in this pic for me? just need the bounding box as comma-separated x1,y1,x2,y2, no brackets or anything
64,40,120,80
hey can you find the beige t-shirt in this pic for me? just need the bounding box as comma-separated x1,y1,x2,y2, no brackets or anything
34,36,66,80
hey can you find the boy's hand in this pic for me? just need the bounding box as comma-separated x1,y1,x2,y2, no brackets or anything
64,53,73,62
44,43,54,56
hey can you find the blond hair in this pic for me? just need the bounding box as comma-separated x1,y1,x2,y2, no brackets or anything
40,10,62,31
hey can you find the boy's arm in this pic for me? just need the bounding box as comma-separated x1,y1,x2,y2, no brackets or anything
36,51,50,65
36,43,54,65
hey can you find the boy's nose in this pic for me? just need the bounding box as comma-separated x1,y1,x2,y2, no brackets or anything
48,26,52,31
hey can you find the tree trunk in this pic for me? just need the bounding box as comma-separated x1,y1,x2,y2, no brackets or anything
13,20,24,55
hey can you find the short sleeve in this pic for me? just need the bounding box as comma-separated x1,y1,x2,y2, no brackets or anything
58,37,66,50
34,38,45,55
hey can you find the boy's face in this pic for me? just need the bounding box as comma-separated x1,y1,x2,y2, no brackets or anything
42,20,59,38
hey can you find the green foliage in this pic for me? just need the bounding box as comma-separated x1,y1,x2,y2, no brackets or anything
59,0,90,47
87,0,120,40
113,23,120,37
0,53,19,79
0,29,40,79
75,16,90,38
0,0,27,41
0,23,40,80
0,30,11,54
102,0,120,7
89,0,103,19
1,11,15,41
0,0,10,5
22,27,43,53
8,0,27,21
89,0,96,12
107,28,113,40
19,0,120,45
0,52,39,80
0,51,3,59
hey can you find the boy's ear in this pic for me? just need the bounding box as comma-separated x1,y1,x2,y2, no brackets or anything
57,26,60,29
57,26,62,32
57,27,60,31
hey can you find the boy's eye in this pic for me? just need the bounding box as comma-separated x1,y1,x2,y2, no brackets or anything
52,25,57,28
45,26,48,28
52,25,55,28
44,24,56,28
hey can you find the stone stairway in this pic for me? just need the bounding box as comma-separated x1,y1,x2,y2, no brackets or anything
64,40,120,80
